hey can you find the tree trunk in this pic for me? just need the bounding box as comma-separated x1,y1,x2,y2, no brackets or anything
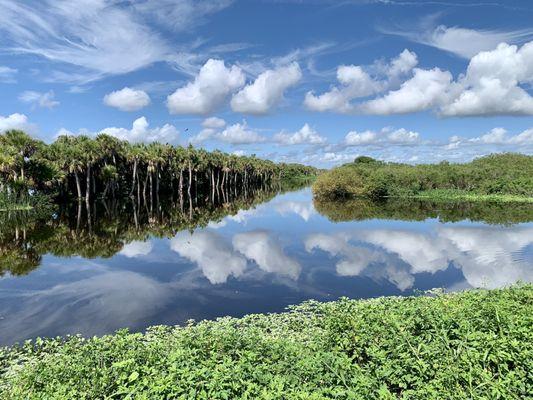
187,162,192,198
74,171,82,200
130,158,138,197
85,163,91,203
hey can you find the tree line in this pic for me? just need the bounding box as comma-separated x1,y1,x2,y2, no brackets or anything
0,130,317,206
313,153,533,200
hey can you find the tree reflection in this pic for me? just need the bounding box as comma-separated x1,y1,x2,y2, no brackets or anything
0,182,306,276
314,197,533,225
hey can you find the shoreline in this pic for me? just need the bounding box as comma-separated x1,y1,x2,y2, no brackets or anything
2,285,531,398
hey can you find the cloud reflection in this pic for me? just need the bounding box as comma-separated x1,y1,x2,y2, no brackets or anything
306,225,533,291
233,230,301,279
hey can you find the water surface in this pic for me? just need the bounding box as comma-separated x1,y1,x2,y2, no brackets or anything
0,188,532,345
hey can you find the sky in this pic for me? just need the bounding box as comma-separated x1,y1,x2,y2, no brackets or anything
0,0,533,167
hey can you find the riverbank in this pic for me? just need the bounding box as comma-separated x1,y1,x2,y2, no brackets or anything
410,189,533,203
312,153,533,202
1,285,531,399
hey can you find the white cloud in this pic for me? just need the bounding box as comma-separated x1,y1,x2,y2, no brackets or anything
167,59,245,115
231,62,302,114
233,230,301,279
304,49,417,113
133,0,234,32
215,121,266,144
307,41,533,117
202,116,226,129
440,42,533,116
0,1,173,82
0,113,36,134
384,23,533,59
119,240,154,258
170,230,247,284
359,67,454,115
18,90,60,109
344,127,420,146
274,123,326,145
447,127,533,148
101,117,179,143
59,117,180,144
0,65,17,83
103,87,151,111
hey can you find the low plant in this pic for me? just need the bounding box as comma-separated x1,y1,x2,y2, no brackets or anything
1,285,531,399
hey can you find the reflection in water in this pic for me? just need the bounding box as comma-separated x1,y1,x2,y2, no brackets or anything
171,230,247,284
0,187,532,345
314,197,533,225
233,230,301,279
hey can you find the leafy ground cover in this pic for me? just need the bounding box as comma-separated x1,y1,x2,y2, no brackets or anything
1,285,531,399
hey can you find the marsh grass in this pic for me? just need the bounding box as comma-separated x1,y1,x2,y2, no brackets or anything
1,285,531,399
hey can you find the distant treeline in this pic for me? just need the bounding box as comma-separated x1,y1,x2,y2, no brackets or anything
313,153,533,200
0,130,317,206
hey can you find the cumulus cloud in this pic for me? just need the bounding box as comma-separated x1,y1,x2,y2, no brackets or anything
202,116,226,129
119,240,154,258
102,117,179,143
167,59,245,114
18,90,60,109
359,67,454,115
103,87,150,111
274,123,326,145
59,117,180,144
170,230,247,284
308,41,533,117
344,127,420,146
0,113,37,134
231,63,302,114
0,65,17,83
440,42,533,116
233,230,301,279
215,121,266,144
304,49,418,113
447,127,533,148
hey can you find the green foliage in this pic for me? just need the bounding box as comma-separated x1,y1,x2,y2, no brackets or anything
313,153,533,201
0,285,531,399
0,130,318,204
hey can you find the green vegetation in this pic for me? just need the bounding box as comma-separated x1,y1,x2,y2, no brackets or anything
313,153,533,202
314,197,533,225
1,285,531,399
0,130,317,209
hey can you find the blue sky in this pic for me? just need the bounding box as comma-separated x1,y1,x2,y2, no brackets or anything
1,0,532,167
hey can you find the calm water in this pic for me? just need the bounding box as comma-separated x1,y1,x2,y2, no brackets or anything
0,187,532,345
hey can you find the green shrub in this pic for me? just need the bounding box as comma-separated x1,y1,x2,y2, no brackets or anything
313,153,533,200
1,285,531,399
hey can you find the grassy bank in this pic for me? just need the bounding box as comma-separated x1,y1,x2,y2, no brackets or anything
1,285,531,399
411,189,533,203
313,153,533,202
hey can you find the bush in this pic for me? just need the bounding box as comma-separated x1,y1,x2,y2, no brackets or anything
1,285,531,399
313,153,533,200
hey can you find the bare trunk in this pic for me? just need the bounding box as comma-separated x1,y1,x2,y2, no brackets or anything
129,158,138,197
74,171,82,200
85,163,91,203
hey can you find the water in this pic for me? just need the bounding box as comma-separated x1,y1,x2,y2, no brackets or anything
0,187,532,346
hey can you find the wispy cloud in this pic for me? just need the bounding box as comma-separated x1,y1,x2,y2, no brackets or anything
19,90,59,109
